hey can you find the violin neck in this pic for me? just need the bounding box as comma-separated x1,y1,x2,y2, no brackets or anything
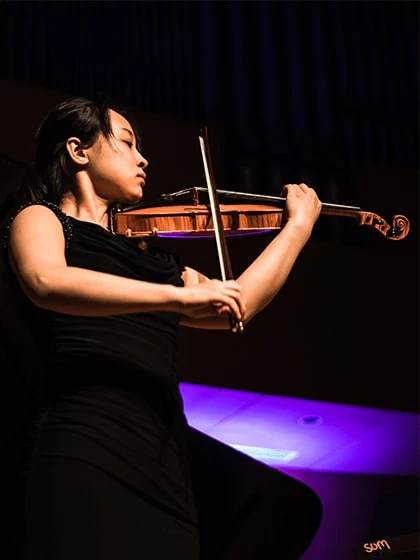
162,187,361,214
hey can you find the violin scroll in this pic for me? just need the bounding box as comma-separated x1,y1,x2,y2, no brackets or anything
357,212,410,240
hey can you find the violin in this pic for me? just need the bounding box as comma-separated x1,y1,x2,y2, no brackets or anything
110,186,410,242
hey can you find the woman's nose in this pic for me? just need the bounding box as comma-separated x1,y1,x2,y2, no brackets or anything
138,153,148,169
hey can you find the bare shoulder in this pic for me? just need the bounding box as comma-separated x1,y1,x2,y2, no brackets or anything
8,203,67,272
11,203,63,226
9,203,66,241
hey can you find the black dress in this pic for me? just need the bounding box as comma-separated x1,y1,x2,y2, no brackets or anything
5,201,200,560
5,202,323,560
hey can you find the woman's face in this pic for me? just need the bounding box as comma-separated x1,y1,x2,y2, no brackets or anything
85,109,148,204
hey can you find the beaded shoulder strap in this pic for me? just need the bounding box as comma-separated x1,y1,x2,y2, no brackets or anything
2,200,74,249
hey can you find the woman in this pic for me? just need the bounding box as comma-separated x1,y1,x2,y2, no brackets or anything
4,96,322,559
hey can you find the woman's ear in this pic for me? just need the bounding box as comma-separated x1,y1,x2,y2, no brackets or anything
66,137,89,166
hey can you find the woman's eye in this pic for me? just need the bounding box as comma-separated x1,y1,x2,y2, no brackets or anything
124,141,133,148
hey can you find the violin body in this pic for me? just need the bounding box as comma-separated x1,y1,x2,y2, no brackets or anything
111,202,283,238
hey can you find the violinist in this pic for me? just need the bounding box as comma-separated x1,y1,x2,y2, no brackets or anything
4,95,322,559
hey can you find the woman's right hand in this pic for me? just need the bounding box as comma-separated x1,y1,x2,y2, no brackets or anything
179,278,245,323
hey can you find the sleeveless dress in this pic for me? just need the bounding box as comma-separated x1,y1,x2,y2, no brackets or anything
4,201,200,560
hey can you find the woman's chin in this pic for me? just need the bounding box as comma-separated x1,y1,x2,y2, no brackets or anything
130,194,143,204
122,190,143,205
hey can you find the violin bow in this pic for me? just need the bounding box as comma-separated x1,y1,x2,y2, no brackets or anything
199,127,244,333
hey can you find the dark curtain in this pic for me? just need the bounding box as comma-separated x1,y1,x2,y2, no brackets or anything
1,0,418,229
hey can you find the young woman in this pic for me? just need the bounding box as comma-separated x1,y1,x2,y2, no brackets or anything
4,96,322,559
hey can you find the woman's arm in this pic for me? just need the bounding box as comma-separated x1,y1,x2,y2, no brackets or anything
8,204,244,321
180,183,321,329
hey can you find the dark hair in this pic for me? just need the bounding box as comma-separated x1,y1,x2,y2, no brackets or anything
17,95,142,206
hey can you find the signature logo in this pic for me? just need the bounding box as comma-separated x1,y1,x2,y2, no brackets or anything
363,539,391,553
358,531,419,558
